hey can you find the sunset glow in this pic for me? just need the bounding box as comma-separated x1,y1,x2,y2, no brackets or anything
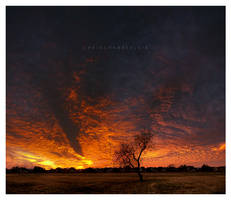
6,7,225,170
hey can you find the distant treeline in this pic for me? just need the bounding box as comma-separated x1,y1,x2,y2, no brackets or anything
6,164,225,174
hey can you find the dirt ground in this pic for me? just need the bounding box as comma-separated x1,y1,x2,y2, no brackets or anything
6,172,225,194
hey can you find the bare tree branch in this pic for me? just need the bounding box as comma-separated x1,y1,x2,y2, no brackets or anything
114,129,153,181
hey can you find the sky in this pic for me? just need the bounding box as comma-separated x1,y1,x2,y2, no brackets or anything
6,6,225,169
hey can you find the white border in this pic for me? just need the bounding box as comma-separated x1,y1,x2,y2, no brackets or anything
0,0,6,198
225,0,230,199
1,0,228,6
1,1,230,200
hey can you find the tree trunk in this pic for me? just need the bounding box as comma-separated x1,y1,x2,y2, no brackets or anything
138,170,143,182
137,161,143,182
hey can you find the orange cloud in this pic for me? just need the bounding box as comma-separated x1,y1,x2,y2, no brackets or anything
6,64,225,169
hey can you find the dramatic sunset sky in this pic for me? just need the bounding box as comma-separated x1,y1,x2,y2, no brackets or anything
6,7,225,169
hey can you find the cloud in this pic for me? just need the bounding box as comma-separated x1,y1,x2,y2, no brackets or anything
6,7,225,168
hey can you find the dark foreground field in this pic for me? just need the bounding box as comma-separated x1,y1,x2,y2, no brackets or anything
6,172,225,194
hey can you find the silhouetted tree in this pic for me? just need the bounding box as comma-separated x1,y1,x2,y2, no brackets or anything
179,164,188,172
114,129,153,182
167,164,176,172
69,167,77,173
201,164,213,172
33,166,45,173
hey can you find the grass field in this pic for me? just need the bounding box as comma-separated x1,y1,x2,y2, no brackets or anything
6,172,225,194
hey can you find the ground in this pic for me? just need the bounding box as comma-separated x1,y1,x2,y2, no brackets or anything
6,172,225,194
